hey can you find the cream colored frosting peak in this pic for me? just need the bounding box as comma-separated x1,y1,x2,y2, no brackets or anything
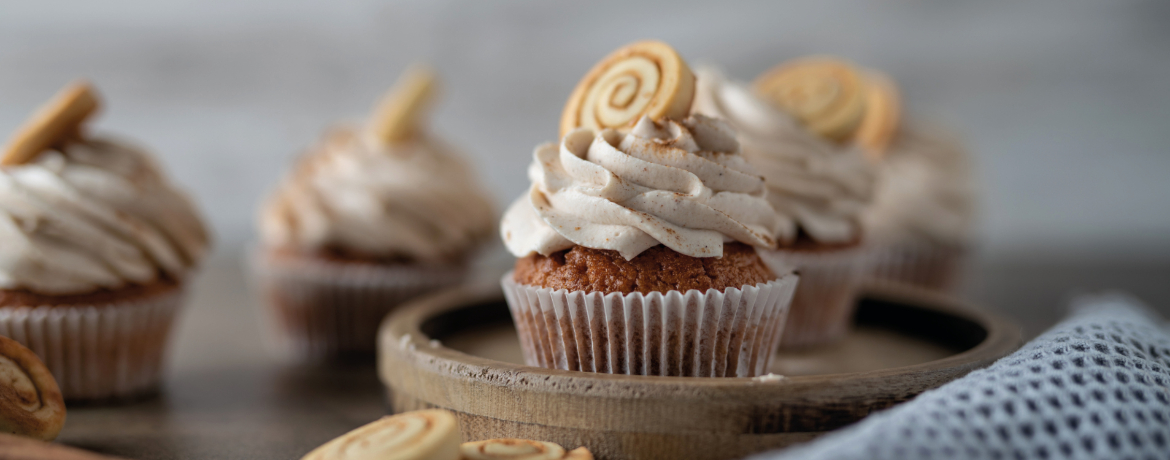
863,125,977,246
0,137,210,295
693,67,875,245
260,126,496,263
501,114,781,260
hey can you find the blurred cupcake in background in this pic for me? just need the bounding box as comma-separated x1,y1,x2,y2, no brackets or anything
0,81,211,400
501,41,799,377
254,65,496,361
692,59,879,348
860,123,977,292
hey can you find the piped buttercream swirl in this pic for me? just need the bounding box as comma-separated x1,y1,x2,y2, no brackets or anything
501,114,781,260
693,67,875,245
863,125,976,246
260,126,496,263
0,137,210,295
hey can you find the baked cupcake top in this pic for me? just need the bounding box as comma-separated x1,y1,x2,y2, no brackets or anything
692,62,884,247
260,65,496,264
502,41,781,260
862,125,976,246
0,82,210,295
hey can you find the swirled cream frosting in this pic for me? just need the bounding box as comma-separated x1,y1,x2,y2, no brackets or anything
260,126,496,263
501,114,781,260
863,126,976,246
0,137,210,295
692,67,875,245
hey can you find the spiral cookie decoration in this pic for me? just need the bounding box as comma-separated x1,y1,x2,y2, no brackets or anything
459,439,593,460
559,40,696,138
301,409,462,460
853,70,901,159
0,336,65,441
754,56,901,157
2,80,99,166
369,64,440,145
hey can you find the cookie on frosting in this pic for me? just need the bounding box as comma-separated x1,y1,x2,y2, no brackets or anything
560,40,696,138
754,56,900,158
0,336,65,441
368,64,439,145
1,81,99,166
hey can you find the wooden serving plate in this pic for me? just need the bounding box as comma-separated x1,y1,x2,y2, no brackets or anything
377,283,1021,460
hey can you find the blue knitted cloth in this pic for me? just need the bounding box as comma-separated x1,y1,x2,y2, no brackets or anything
753,294,1170,460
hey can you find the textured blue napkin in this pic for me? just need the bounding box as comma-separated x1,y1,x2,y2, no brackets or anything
752,294,1170,460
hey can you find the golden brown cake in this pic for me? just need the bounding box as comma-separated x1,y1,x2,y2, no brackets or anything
0,279,180,308
514,243,774,294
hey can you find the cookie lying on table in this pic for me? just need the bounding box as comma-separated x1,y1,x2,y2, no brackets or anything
0,336,65,441
301,409,592,460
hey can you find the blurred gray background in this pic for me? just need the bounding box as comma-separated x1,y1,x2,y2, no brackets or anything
3,0,1169,260
2,1,1170,357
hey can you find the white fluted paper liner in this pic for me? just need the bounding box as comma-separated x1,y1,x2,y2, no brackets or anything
0,288,184,401
864,240,968,293
502,272,798,377
759,247,869,349
250,250,468,360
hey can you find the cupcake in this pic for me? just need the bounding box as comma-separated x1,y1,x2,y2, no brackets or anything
255,65,496,360
860,127,976,292
501,41,799,377
692,59,883,348
0,81,210,400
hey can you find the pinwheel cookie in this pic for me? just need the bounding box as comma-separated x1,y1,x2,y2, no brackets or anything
255,65,496,361
301,409,462,460
461,439,592,460
0,81,210,399
0,336,65,441
501,40,799,377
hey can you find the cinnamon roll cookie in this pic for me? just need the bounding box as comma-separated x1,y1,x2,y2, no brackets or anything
0,336,64,441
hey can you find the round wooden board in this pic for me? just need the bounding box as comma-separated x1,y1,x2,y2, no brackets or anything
378,283,1021,460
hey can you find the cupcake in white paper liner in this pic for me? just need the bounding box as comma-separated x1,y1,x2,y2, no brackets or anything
759,247,869,348
251,251,469,360
499,42,795,377
692,64,883,349
503,273,798,377
254,67,496,362
0,82,211,401
864,241,968,293
861,125,977,294
0,289,185,401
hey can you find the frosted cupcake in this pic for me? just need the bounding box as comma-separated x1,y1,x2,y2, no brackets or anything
861,127,976,292
501,41,799,377
692,60,881,348
0,81,210,400
255,65,496,360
